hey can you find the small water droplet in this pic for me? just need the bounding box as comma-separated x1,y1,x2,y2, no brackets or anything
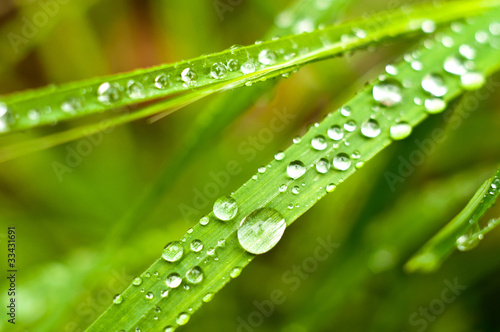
162,241,183,262
186,266,203,284
113,294,123,304
213,195,238,221
61,97,83,113
360,119,381,138
385,65,398,75
155,74,169,89
344,120,357,132
181,68,198,85
373,82,403,107
444,55,470,76
316,158,330,174
238,208,286,255
424,98,447,114
327,125,344,141
326,184,336,193
230,267,242,278
287,160,306,179
176,312,190,326
421,74,448,97
227,59,240,71
340,106,351,117
241,61,256,74
166,273,182,288
258,49,277,65
203,293,214,303
145,292,154,300
390,122,412,140
332,153,351,171
132,277,142,286
200,216,209,225
274,151,285,161
311,135,327,150
97,82,121,104
190,240,203,252
459,44,476,60
421,20,436,33
126,81,145,99
460,72,486,90
210,62,228,79
161,290,169,298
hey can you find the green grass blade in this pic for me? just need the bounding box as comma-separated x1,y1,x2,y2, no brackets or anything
1,0,498,135
86,8,500,332
405,166,500,273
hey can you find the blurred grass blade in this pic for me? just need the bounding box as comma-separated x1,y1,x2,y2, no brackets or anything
1,0,498,135
405,166,500,273
86,8,500,331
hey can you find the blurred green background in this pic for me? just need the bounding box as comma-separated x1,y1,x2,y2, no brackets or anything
0,0,500,331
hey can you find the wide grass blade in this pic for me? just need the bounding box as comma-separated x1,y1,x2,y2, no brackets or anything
86,8,500,332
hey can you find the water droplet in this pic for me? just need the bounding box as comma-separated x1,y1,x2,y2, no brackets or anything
155,74,169,89
203,293,214,303
460,72,486,90
241,61,256,74
238,208,286,255
287,160,306,179
421,74,448,97
344,120,357,132
190,240,203,252
459,44,476,60
200,216,209,225
177,312,190,326
274,151,285,161
316,158,330,174
456,234,481,251
126,81,145,99
230,267,242,278
411,60,423,71
97,82,121,104
162,241,184,262
213,195,238,221
340,106,351,117
333,153,351,171
360,119,381,138
489,22,500,35
258,49,277,65
186,266,203,284
132,277,142,286
181,68,198,84
113,294,123,304
227,59,240,71
293,136,302,144
390,122,412,140
424,98,447,114
475,31,489,44
164,327,174,332
145,292,154,300
161,290,169,298
292,186,300,195
327,125,344,141
326,184,336,192
444,55,470,76
421,20,436,33
385,65,398,75
373,82,403,107
166,273,182,288
61,97,83,113
311,135,327,150
210,62,227,79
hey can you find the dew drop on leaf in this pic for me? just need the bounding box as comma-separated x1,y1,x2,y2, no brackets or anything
97,82,121,104
287,160,306,179
258,49,278,65
113,294,123,304
344,120,357,132
332,153,351,171
190,240,203,252
390,122,412,140
166,273,182,288
213,195,238,221
274,151,285,161
443,55,470,76
132,277,142,286
360,119,381,138
186,266,203,284
315,158,330,174
241,61,256,74
421,73,448,97
176,312,190,326
181,68,198,84
230,267,242,278
460,72,486,90
327,125,344,141
162,241,184,262
210,62,227,79
311,135,327,150
372,82,403,107
237,208,286,255
154,74,169,89
424,98,447,114
126,81,145,99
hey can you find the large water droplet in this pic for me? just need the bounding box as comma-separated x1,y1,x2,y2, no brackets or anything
460,72,486,90
154,74,169,89
373,82,403,107
186,266,203,284
238,208,286,255
166,273,182,288
287,160,306,179
424,98,447,114
241,61,256,74
316,158,330,174
344,120,357,132
360,119,381,138
459,44,476,60
213,195,238,221
176,312,190,326
126,81,145,99
162,241,184,262
97,82,121,104
190,239,203,252
421,74,448,97
332,153,351,171
443,55,470,76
